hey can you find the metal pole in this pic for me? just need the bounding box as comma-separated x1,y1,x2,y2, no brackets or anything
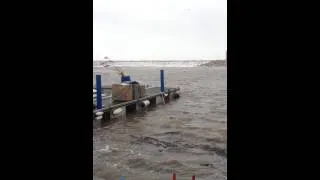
160,70,164,92
96,75,102,109
172,173,176,180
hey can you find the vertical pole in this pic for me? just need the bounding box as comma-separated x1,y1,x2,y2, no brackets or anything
160,69,164,92
172,173,176,180
134,84,140,111
96,75,102,109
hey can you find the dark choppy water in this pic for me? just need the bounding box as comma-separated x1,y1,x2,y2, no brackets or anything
93,66,227,180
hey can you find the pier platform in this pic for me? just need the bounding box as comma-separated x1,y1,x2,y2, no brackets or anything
93,86,180,121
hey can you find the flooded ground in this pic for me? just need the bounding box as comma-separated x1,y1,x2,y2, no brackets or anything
93,66,227,180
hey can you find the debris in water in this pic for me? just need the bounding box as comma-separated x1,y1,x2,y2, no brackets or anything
97,145,111,153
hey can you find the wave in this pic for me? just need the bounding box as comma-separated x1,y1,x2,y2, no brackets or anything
93,60,213,67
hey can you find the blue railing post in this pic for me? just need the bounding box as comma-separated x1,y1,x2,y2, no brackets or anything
96,75,102,109
160,70,164,92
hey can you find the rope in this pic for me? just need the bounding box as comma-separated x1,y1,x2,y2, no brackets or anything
100,60,125,76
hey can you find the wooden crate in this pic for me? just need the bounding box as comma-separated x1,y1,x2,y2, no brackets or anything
112,83,146,101
112,84,133,101
139,85,146,97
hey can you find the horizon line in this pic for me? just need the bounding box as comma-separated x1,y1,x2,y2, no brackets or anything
93,59,226,61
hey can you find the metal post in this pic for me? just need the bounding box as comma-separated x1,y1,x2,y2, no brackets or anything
96,75,102,109
133,84,140,111
160,69,164,92
172,173,176,180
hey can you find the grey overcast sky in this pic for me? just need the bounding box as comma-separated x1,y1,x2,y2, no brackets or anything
93,0,227,60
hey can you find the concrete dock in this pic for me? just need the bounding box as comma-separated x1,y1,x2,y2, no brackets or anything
93,69,180,123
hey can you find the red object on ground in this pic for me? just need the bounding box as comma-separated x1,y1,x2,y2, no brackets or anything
192,175,196,180
172,173,176,180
